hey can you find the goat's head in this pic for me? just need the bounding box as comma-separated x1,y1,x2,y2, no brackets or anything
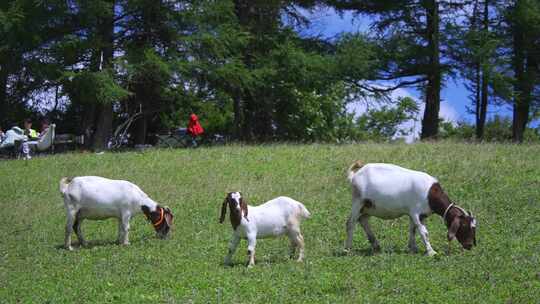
219,192,248,229
448,212,477,250
141,205,173,239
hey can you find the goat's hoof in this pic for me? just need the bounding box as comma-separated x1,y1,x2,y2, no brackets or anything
65,246,74,251
296,258,303,263
373,246,382,253
426,250,438,257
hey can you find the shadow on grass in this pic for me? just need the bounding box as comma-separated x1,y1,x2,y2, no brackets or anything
333,246,415,257
222,261,248,268
54,239,136,250
333,248,377,257
222,254,301,268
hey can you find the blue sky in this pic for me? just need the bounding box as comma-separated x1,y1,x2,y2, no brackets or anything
299,8,515,125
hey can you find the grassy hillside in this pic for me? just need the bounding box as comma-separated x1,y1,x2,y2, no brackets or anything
1,143,539,303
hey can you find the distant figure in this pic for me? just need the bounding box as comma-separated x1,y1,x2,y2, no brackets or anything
39,118,50,135
21,118,51,159
0,126,25,149
23,118,39,140
187,113,204,147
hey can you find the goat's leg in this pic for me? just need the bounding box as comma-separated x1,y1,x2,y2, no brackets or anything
224,234,240,266
117,220,123,244
64,209,77,251
287,226,305,262
246,233,257,268
295,233,305,262
73,212,87,247
118,213,131,245
411,214,437,256
408,218,418,253
359,215,380,252
345,196,364,251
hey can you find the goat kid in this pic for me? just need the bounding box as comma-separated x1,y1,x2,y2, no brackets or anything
219,192,311,267
345,161,476,256
60,176,173,250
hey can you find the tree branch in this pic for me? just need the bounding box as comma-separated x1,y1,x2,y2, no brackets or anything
347,77,427,93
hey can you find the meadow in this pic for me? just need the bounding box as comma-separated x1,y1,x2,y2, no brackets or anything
1,143,539,303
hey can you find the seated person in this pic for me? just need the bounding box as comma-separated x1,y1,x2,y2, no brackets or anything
0,126,25,149
39,118,50,135
23,118,39,140
21,118,51,159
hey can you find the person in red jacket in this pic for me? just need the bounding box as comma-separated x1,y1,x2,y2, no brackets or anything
187,113,204,147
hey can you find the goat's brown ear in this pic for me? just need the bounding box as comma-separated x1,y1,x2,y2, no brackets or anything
448,217,460,241
240,197,248,219
220,198,228,223
163,206,173,225
165,212,173,227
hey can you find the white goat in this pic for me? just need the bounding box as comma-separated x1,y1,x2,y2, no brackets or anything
345,161,476,256
219,192,311,267
60,176,173,250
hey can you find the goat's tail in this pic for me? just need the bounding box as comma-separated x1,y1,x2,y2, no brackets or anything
347,160,365,183
298,203,311,219
59,177,72,195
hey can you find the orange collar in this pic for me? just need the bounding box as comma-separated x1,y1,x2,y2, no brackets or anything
153,207,165,227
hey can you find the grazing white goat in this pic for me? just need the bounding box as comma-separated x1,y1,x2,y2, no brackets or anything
219,192,311,267
60,176,173,250
345,161,476,256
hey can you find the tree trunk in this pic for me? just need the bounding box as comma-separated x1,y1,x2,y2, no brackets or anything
131,2,161,145
474,63,482,138
512,52,535,142
131,91,149,146
93,102,113,149
234,0,280,141
512,99,529,142
421,0,441,139
511,6,530,143
91,0,115,150
133,109,147,145
478,72,488,139
511,35,524,142
81,102,96,148
476,0,490,140
235,0,254,141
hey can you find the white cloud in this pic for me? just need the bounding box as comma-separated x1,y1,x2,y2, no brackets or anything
346,88,459,143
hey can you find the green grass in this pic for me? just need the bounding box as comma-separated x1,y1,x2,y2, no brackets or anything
1,143,540,303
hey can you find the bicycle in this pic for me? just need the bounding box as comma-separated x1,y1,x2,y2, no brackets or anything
107,106,143,150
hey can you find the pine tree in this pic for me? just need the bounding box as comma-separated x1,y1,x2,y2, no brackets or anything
507,0,540,142
327,0,469,139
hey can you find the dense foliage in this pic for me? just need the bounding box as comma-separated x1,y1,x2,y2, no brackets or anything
1,0,539,147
